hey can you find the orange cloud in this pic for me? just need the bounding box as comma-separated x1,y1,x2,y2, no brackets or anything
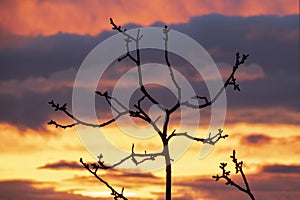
0,0,298,36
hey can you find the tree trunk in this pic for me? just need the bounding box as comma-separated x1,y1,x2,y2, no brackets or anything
248,192,256,200
164,145,172,200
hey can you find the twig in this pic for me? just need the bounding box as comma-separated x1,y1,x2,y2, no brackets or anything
110,18,164,111
48,99,128,129
167,129,228,145
93,143,164,170
163,25,182,102
95,91,129,114
80,158,128,200
212,150,256,200
181,52,249,109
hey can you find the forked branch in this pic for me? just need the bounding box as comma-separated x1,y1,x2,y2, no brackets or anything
92,143,165,170
79,144,165,199
212,150,256,200
80,158,128,200
181,52,249,109
110,18,165,111
48,93,128,129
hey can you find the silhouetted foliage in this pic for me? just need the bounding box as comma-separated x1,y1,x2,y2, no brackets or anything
49,18,251,200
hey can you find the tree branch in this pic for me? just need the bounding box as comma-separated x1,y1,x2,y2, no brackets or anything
212,150,256,200
163,25,181,102
167,129,228,145
95,91,129,114
110,18,165,111
93,143,165,170
80,158,128,200
181,52,249,109
48,97,128,129
127,95,164,139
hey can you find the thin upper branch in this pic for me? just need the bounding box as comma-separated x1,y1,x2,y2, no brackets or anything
110,18,164,111
163,25,182,102
181,52,249,109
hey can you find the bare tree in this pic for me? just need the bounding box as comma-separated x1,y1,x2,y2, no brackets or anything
213,150,256,200
48,19,249,200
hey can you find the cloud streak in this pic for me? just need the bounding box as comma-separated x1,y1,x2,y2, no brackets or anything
38,160,83,170
0,180,99,200
241,134,272,145
262,164,300,174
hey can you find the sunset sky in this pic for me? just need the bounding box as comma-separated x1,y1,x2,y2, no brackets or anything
0,0,299,200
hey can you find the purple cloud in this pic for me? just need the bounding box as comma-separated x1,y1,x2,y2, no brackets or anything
0,180,98,200
262,164,300,174
38,160,83,170
242,134,272,145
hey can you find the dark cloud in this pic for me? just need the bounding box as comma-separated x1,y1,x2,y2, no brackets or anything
241,134,272,145
172,173,300,199
38,160,83,170
168,14,300,115
0,180,99,200
0,14,299,130
262,164,300,174
0,179,151,200
66,167,300,199
67,170,162,190
171,14,299,75
0,89,73,131
225,107,300,125
0,31,114,81
2,171,300,200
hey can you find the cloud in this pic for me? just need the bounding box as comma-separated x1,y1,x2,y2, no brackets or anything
172,173,300,199
0,32,112,81
0,179,157,200
0,180,99,200
225,107,300,125
67,170,162,190
0,14,298,130
2,164,300,199
60,171,163,199
262,164,300,174
0,0,298,36
241,134,272,145
0,69,75,97
38,160,83,170
172,14,299,77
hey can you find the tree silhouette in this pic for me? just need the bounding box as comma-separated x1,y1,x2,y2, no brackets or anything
48,19,251,200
